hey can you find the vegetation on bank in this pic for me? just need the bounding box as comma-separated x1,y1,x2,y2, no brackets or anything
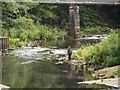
1,2,66,47
2,12,65,47
1,2,119,48
73,31,119,68
3,25,65,47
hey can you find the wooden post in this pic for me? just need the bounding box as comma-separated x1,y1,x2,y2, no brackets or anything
2,38,4,54
68,4,80,39
8,38,10,50
1,37,9,56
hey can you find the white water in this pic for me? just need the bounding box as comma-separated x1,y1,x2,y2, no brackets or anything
11,47,77,65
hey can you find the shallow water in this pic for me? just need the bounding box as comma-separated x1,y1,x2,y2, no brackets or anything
2,47,82,88
1,40,113,89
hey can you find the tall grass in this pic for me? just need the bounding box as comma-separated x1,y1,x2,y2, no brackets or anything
73,31,119,67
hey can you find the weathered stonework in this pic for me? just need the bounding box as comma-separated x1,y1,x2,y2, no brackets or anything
68,4,80,39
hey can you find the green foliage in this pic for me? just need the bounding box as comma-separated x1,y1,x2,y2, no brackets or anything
112,71,120,77
74,31,119,67
2,2,20,29
14,17,34,30
28,3,56,23
2,2,65,47
80,5,101,28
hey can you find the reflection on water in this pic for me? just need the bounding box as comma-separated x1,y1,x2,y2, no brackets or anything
2,40,112,89
2,55,81,88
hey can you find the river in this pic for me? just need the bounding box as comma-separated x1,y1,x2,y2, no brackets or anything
1,39,113,89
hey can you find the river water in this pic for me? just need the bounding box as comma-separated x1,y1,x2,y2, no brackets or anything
1,40,113,89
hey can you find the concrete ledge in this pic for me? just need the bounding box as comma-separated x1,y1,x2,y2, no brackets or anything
77,78,120,88
0,84,10,90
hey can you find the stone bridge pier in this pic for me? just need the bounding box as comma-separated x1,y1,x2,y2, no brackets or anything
68,4,80,40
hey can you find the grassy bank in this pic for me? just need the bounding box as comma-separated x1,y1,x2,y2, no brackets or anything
73,31,119,68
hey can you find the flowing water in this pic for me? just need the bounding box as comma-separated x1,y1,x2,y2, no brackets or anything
1,40,114,89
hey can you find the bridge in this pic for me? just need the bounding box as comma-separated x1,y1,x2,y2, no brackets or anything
2,0,120,39
33,0,120,5
2,0,120,4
